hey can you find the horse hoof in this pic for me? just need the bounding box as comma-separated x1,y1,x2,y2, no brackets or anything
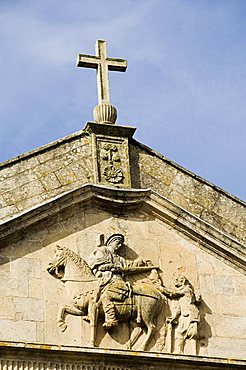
126,343,132,350
138,345,145,352
58,321,67,332
88,341,96,347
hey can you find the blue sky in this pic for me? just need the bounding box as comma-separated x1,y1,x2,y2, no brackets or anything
0,0,246,200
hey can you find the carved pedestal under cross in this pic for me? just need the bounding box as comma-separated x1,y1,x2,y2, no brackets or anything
85,122,136,187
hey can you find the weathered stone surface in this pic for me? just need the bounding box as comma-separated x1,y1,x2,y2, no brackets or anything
14,297,44,321
0,297,16,319
1,130,245,249
1,343,246,370
0,319,36,341
132,141,246,244
0,123,246,362
0,201,245,358
0,132,92,222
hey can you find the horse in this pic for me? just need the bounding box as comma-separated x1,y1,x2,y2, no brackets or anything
47,245,165,351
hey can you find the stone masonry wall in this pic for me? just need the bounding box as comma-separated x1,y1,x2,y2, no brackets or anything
0,130,245,246
0,209,245,358
130,141,246,245
0,132,92,222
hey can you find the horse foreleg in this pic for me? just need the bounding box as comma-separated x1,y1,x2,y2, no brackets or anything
87,301,98,347
126,323,143,350
57,305,84,332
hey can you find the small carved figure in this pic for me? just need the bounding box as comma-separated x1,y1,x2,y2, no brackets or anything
162,275,201,354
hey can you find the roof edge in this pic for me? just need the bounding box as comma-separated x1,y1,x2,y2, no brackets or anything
131,138,246,208
0,128,87,169
0,128,245,209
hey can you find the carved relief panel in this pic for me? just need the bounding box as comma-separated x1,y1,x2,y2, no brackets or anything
47,231,204,355
1,202,245,359
85,122,135,187
96,138,130,186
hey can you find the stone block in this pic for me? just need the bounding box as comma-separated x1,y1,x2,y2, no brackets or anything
0,319,36,342
36,321,45,342
68,161,92,182
29,279,44,299
199,274,215,295
15,172,38,188
38,172,61,191
213,314,246,338
0,165,18,180
0,205,18,220
217,295,246,316
214,275,236,295
11,258,36,279
234,275,246,296
17,156,40,172
208,337,246,359
3,180,45,206
55,167,77,186
14,297,44,321
0,256,10,275
0,176,16,192
16,194,46,211
0,276,28,297
0,297,16,319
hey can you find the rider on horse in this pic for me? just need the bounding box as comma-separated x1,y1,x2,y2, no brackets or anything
88,233,130,329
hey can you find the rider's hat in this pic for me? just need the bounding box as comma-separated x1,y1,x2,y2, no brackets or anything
106,233,124,246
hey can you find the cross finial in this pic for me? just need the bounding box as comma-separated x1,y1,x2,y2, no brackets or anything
77,40,127,124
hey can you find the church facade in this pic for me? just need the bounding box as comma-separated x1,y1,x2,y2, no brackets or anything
0,41,245,369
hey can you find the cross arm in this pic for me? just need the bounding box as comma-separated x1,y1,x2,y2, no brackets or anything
107,58,127,72
77,54,100,69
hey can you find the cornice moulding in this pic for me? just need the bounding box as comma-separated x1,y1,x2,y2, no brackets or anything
0,341,245,369
0,184,245,274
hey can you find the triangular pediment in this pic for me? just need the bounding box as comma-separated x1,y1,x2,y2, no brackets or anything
0,183,246,360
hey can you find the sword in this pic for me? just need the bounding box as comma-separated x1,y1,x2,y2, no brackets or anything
121,266,159,274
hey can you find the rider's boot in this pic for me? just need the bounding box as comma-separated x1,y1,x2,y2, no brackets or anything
102,300,118,329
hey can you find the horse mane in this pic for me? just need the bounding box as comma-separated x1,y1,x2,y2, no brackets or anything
63,246,95,279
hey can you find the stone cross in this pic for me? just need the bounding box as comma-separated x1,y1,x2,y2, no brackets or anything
77,40,127,105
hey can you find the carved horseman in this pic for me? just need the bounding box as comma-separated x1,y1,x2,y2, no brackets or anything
89,233,138,329
47,233,179,351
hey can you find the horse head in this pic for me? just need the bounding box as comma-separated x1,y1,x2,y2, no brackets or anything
47,245,66,279
48,245,97,283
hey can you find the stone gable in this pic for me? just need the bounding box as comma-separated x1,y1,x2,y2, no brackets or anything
0,185,245,361
0,122,246,367
1,130,245,247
